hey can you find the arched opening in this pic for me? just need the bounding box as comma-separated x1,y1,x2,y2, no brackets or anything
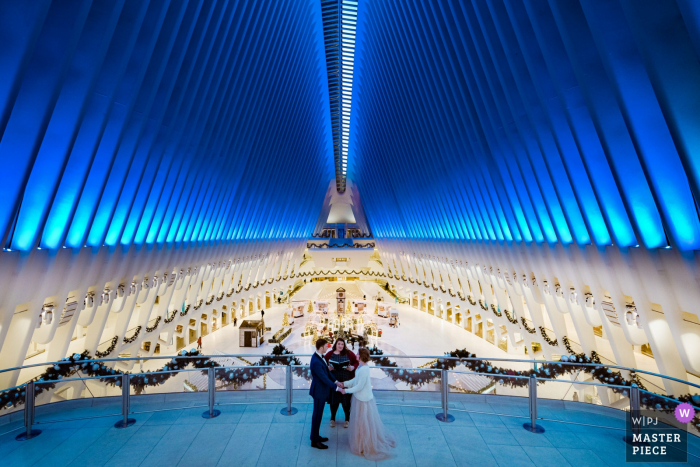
200,315,208,336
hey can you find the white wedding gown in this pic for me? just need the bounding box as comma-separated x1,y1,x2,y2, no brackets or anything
344,365,396,460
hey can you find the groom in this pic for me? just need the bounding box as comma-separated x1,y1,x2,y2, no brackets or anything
309,338,344,449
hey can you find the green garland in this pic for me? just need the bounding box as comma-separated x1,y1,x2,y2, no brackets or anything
503,309,518,324
3,343,698,432
368,347,437,387
539,326,558,346
520,317,536,334
0,344,306,410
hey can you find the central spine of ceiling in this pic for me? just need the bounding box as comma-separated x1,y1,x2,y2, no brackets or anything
322,0,358,194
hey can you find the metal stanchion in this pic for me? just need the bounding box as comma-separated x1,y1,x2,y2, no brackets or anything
280,365,298,416
523,375,544,433
115,374,136,428
16,381,41,441
435,369,454,422
202,367,221,418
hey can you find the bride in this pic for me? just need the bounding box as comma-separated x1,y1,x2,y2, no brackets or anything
339,347,396,460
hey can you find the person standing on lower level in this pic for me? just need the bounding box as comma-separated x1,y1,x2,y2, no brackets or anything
197,336,202,351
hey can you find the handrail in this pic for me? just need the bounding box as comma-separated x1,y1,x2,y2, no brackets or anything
2,353,699,390
3,360,700,445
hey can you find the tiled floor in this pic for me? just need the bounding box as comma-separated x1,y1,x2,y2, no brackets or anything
1,393,698,466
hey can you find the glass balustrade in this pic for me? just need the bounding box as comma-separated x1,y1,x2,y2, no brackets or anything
1,353,698,444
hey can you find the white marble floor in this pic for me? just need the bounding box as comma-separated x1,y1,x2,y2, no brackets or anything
33,281,578,403
194,281,517,362
180,281,549,397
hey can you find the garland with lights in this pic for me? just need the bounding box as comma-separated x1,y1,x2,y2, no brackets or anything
367,347,437,387
503,309,518,324
123,326,142,344
95,337,118,358
145,317,161,333
0,344,309,410
2,344,698,432
479,300,488,311
491,305,501,318
539,326,558,346
164,310,177,323
520,317,536,334
305,242,376,249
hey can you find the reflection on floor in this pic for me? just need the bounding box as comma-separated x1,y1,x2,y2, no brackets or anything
4,390,696,467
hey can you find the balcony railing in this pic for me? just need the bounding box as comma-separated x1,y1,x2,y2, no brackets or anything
1,353,698,447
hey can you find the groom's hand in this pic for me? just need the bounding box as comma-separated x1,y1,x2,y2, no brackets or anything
335,381,344,388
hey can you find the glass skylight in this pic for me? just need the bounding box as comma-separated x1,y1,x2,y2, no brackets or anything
321,0,358,193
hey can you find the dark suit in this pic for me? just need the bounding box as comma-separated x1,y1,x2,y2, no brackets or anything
309,352,337,442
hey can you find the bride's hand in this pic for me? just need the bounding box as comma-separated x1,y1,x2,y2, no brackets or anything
347,365,354,371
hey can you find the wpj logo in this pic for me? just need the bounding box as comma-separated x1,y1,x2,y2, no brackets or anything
626,409,688,463
674,403,695,424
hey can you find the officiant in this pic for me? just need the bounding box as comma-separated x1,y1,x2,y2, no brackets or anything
324,338,359,428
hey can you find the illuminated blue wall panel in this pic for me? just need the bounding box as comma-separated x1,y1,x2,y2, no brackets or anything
2,0,700,254
350,0,700,251
0,0,332,251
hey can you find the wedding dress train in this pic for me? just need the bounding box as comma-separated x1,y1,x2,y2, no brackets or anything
347,396,396,460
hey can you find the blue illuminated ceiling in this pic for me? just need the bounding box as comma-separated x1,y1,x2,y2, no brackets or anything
350,0,700,251
0,0,332,251
2,0,700,253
